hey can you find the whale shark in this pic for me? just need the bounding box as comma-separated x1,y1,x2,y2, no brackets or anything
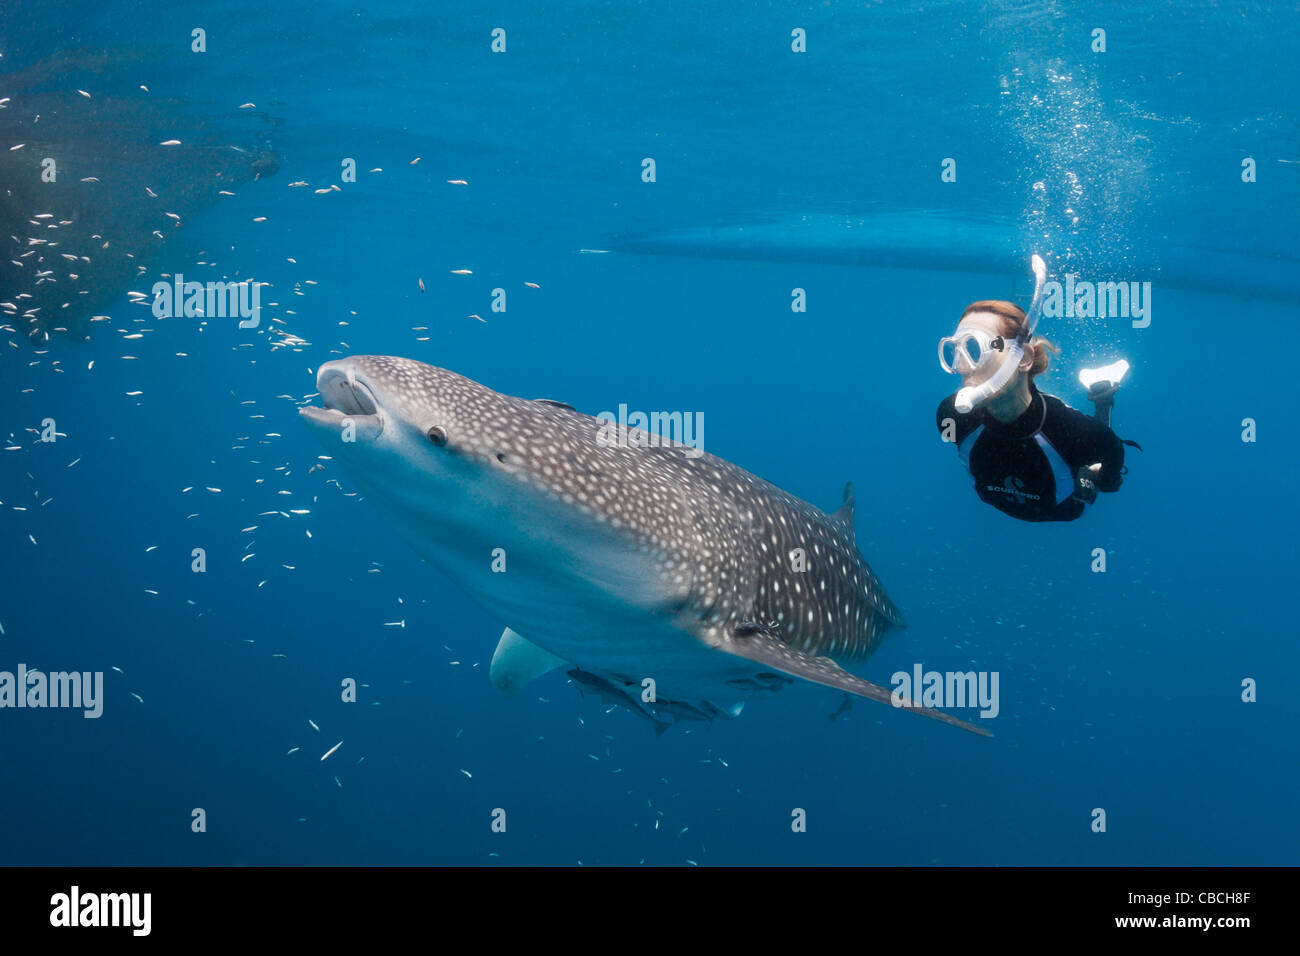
611,213,1300,305
0,48,280,343
300,355,989,736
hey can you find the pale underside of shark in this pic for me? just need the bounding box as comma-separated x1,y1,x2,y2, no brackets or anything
300,355,988,736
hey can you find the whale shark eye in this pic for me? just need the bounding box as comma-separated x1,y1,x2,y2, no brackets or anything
426,425,448,446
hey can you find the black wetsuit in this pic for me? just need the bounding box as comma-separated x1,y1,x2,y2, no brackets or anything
936,384,1125,522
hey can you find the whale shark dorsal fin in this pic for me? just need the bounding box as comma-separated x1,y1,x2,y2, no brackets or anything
831,482,855,531
533,398,575,411
489,628,569,697
720,630,991,737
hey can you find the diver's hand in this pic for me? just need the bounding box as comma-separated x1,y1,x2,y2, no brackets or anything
1087,381,1119,403
1087,382,1117,422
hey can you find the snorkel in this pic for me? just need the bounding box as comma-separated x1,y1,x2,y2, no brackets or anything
952,255,1048,414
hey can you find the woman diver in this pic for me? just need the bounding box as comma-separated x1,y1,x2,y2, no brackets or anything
935,256,1137,522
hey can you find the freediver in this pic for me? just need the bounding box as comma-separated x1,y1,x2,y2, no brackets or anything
935,256,1140,522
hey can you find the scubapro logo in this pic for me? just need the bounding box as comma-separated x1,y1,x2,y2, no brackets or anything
987,475,1039,505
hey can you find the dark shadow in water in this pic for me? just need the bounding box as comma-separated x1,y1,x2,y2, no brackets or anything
0,47,280,343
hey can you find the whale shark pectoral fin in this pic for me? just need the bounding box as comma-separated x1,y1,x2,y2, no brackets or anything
489,628,569,697
721,632,992,737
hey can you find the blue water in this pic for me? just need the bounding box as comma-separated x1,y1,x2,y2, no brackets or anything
1,1,1296,865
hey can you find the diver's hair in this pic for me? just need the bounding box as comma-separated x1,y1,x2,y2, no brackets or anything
961,299,1059,380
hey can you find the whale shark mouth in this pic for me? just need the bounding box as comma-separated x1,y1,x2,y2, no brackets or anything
299,365,384,436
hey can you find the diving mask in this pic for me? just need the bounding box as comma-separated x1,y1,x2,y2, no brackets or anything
941,254,1047,415
938,328,1010,375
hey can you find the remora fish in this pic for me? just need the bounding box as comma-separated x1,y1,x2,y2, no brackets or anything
300,356,988,736
567,668,672,737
